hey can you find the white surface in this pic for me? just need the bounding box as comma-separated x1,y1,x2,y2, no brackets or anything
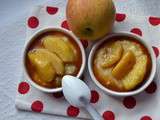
0,0,160,120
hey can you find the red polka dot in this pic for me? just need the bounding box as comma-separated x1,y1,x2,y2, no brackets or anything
31,100,43,112
53,92,64,98
145,81,157,94
140,116,152,120
67,105,80,117
90,90,100,103
152,46,159,57
123,96,136,109
103,111,115,120
61,20,70,30
116,13,126,22
130,28,142,36
46,6,58,15
149,16,160,26
27,16,39,28
18,82,30,94
80,39,88,48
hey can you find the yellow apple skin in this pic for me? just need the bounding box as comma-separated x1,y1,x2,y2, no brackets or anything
66,0,116,40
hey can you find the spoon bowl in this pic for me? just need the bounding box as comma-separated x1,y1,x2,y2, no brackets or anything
62,75,91,107
62,75,103,120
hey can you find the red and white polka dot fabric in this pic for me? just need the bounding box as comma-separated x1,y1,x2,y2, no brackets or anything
16,5,160,120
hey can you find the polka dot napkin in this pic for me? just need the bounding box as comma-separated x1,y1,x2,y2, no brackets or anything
16,5,160,120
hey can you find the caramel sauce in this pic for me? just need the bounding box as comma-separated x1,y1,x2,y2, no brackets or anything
93,36,152,92
25,31,82,88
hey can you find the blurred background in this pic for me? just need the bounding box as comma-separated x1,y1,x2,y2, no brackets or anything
0,0,159,120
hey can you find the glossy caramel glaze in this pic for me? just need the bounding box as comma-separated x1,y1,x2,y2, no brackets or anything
93,36,151,92
25,31,82,88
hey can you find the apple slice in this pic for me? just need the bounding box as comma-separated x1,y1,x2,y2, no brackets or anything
61,36,77,56
122,55,147,90
28,50,56,82
28,49,64,75
42,35,75,62
112,50,136,80
99,42,123,68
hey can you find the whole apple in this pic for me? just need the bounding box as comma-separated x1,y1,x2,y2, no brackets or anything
66,0,116,41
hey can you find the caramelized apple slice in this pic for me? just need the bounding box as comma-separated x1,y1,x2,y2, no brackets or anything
28,50,56,82
112,50,136,79
28,49,64,75
97,70,125,91
100,42,123,68
103,76,125,91
62,36,78,58
42,35,75,62
44,49,65,75
122,55,147,90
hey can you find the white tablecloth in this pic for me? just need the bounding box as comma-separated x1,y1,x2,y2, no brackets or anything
0,0,160,120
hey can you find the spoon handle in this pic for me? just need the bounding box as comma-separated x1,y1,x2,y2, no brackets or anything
85,104,103,120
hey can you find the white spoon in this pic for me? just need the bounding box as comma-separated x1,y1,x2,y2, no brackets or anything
62,75,103,120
